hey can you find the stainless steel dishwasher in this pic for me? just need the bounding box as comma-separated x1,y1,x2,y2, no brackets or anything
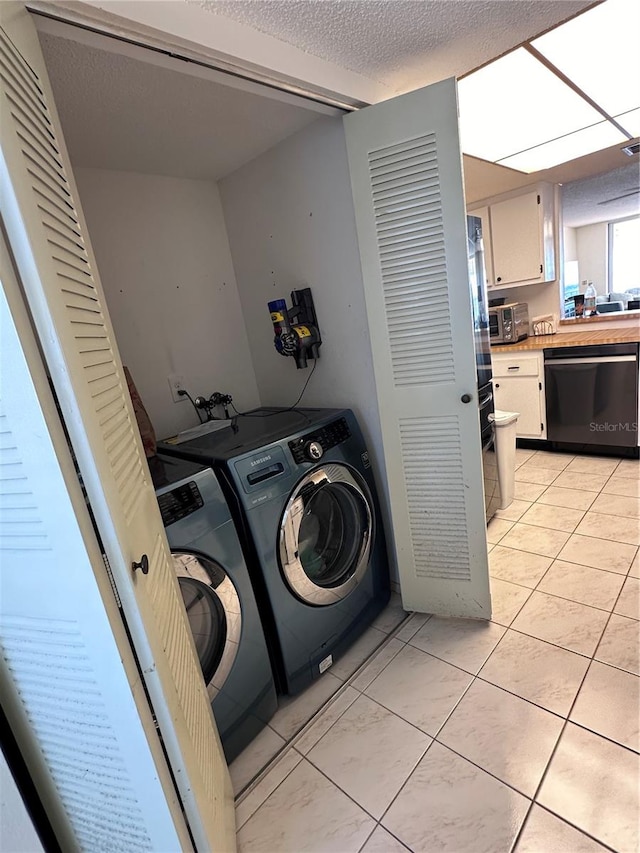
544,343,639,448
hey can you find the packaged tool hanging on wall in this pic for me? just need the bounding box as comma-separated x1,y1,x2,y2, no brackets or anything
268,287,322,369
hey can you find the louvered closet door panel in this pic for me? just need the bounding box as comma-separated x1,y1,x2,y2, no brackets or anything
344,78,490,617
0,6,234,849
0,242,190,852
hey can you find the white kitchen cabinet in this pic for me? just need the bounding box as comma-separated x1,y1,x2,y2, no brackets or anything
492,350,546,439
469,183,556,290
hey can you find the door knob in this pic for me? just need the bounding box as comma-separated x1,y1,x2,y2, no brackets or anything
132,554,149,574
461,394,472,403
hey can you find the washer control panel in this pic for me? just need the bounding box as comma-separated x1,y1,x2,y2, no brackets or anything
157,481,204,527
289,417,351,464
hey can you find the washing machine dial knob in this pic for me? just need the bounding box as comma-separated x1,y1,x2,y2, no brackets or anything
306,440,324,461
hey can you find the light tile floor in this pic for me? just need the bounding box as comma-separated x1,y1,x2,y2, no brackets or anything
235,449,639,853
229,595,409,794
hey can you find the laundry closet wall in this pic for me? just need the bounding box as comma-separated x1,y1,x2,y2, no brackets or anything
75,168,261,439
219,116,399,582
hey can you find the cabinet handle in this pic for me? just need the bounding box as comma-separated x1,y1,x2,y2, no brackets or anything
495,383,500,388
507,366,520,371
496,276,502,282
461,393,472,403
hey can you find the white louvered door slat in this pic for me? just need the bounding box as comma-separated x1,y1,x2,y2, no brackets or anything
0,4,235,849
0,233,193,852
344,79,491,617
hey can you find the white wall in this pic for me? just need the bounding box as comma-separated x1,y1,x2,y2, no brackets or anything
491,280,562,320
75,168,260,439
219,116,398,581
576,221,608,296
563,226,577,262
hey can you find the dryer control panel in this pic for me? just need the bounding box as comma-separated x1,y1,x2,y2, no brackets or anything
157,481,204,527
289,417,351,464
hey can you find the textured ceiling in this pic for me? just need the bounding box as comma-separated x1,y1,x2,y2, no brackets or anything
39,32,320,179
562,163,640,228
199,0,593,94
38,0,635,208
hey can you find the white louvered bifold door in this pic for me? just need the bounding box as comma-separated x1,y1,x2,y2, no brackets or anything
344,78,491,617
0,4,235,849
0,225,194,853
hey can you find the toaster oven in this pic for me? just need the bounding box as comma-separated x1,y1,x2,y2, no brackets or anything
489,302,529,344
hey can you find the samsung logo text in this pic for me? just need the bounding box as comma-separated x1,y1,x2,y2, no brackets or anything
251,455,272,467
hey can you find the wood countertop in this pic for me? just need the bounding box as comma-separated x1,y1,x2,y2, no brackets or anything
491,326,640,352
560,310,640,325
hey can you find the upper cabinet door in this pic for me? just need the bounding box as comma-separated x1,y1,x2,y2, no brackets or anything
490,190,544,286
0,4,235,849
344,78,490,618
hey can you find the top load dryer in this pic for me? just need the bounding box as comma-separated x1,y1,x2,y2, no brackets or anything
149,454,277,761
159,408,390,695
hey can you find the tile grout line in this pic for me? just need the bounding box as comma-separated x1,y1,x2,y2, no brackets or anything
523,558,625,612
490,582,535,629
489,529,638,572
296,720,433,825
234,615,408,805
509,456,638,851
235,618,412,828
372,680,483,839
510,656,606,850
504,454,638,851
514,803,619,853
371,621,637,737
491,553,634,591
518,503,588,532
369,604,564,834
406,623,591,673
292,617,495,843
233,749,304,832
299,629,434,751
300,613,458,849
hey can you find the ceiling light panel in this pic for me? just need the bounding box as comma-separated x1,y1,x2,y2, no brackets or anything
531,0,640,118
457,48,606,163
498,120,627,173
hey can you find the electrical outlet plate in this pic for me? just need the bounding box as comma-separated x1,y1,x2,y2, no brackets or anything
168,373,187,403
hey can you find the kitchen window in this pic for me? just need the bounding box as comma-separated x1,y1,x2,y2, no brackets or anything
608,215,640,296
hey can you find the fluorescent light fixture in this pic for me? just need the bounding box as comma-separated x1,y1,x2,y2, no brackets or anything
457,48,605,163
532,0,640,118
458,0,638,172
498,121,627,173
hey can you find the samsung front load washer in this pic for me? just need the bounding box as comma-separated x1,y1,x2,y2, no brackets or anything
158,409,390,695
149,454,277,762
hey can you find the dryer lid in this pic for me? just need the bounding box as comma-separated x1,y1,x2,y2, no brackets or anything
149,453,207,490
157,408,347,461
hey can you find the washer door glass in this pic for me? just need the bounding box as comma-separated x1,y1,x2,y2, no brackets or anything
172,553,241,700
279,465,373,605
